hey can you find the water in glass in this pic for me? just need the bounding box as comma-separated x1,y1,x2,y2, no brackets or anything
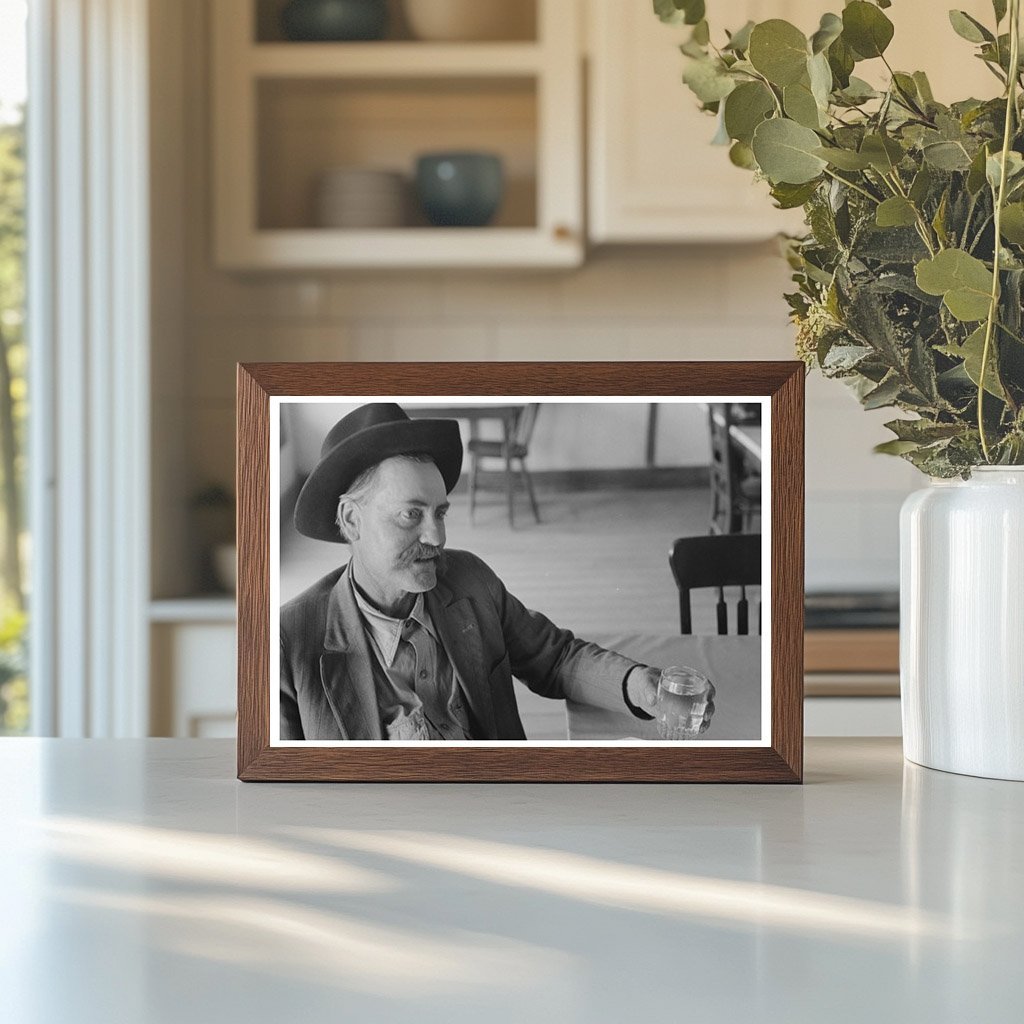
657,666,711,740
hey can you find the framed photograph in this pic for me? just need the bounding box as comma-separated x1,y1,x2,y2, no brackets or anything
237,362,804,782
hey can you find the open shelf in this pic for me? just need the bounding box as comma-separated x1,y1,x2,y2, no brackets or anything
254,0,539,45
212,0,582,268
257,76,537,232
249,42,544,77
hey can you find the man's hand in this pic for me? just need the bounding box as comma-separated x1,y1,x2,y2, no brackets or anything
626,666,717,734
625,666,661,715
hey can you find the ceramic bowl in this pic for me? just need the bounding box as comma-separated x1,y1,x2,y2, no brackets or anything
281,0,388,42
402,0,533,41
315,168,407,228
415,152,504,227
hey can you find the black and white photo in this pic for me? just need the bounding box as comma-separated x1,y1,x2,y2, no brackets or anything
271,396,769,747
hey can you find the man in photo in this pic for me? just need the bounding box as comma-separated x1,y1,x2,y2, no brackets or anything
280,402,715,741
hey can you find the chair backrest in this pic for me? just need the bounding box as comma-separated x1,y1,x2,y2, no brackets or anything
669,533,762,635
513,403,541,449
708,404,744,535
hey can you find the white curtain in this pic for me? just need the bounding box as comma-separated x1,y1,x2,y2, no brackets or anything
28,0,150,736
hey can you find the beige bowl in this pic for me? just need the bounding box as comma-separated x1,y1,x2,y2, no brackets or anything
403,0,535,41
315,168,408,228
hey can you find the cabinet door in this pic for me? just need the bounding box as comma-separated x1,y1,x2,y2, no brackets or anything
587,0,807,242
588,0,1000,244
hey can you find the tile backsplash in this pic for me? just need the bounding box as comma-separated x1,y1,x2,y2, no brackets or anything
180,246,916,592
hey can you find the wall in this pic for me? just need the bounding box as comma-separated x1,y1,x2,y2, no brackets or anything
287,400,710,480
152,0,920,597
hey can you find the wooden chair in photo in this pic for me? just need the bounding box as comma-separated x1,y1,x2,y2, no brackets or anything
708,403,761,534
467,403,541,526
669,533,762,635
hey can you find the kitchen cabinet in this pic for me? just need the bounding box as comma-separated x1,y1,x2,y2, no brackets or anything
211,0,583,268
587,0,810,243
586,0,999,244
150,602,237,738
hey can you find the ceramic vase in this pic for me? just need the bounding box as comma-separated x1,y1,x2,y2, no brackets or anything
900,467,1024,781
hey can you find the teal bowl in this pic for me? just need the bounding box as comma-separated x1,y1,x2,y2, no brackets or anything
415,153,505,227
281,0,388,41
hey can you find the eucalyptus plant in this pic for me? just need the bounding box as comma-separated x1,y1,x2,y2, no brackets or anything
656,0,1024,476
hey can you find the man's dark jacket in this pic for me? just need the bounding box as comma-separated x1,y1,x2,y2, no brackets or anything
279,549,641,740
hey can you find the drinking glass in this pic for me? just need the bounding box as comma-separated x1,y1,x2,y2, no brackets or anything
656,666,713,740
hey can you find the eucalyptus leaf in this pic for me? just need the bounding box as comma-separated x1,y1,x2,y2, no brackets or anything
876,197,919,228
748,20,809,87
932,190,950,247
813,146,872,170
909,165,933,205
729,140,758,169
653,0,705,26
967,144,991,194
752,118,828,184
939,325,1006,398
842,1,895,59
810,13,843,54
1000,203,1024,245
724,20,755,53
770,180,820,209
808,52,833,110
948,10,994,44
884,418,963,443
874,438,921,455
683,57,737,104
986,151,1024,191
860,133,904,173
915,250,994,322
837,76,879,104
827,35,856,89
892,72,921,109
912,71,935,104
784,81,825,129
723,81,775,145
692,19,710,45
922,140,973,171
862,374,904,409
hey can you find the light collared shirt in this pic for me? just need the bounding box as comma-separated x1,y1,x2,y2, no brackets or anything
350,576,472,741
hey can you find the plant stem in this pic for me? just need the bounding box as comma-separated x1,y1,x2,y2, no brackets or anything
822,167,880,205
997,319,1024,345
978,0,1021,462
884,171,938,255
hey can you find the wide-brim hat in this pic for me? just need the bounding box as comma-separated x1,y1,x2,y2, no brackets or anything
294,402,463,543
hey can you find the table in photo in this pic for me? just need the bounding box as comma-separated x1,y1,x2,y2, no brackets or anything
405,404,527,525
564,631,763,740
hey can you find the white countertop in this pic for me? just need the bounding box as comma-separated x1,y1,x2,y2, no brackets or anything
1,738,1021,1023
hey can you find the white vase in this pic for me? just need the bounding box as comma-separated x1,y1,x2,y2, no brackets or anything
900,467,1024,780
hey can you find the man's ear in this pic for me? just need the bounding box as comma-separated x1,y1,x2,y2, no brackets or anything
340,500,361,542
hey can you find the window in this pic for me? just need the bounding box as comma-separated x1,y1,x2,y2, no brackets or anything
0,0,28,734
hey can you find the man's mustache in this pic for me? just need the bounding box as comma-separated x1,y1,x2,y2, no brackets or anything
400,545,446,568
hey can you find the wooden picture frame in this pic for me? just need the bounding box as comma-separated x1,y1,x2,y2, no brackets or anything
237,362,804,782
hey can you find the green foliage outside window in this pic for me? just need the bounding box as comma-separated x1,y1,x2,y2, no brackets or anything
0,110,27,733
